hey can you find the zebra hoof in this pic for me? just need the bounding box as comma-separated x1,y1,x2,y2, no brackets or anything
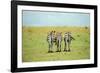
56,50,59,52
59,50,61,52
48,51,51,53
51,51,53,53
68,50,71,52
48,51,53,53
64,50,67,52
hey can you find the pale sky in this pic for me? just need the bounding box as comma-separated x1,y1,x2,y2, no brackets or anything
22,10,90,26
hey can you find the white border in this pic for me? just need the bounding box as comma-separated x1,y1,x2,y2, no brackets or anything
17,5,94,68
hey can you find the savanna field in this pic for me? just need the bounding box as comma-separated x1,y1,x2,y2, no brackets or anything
22,26,90,62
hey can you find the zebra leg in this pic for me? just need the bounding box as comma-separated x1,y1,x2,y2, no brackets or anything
50,42,53,53
56,43,59,52
48,44,51,53
59,44,61,52
48,43,53,53
58,43,60,52
48,44,50,53
58,45,60,52
68,42,71,52
64,43,67,52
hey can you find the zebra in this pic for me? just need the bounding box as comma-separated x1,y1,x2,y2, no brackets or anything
64,32,75,52
56,32,62,52
47,31,56,53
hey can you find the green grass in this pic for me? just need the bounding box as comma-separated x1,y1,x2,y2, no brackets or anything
22,26,90,62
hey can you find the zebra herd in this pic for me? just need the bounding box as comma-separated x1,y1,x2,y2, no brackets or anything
47,31,75,53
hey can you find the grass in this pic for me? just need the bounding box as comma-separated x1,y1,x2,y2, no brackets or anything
22,26,90,62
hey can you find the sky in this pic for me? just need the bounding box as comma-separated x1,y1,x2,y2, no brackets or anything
22,10,90,27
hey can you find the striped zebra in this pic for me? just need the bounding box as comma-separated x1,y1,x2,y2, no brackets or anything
56,32,62,52
64,32,75,52
47,31,56,53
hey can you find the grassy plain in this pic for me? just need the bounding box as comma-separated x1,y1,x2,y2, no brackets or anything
22,26,90,62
